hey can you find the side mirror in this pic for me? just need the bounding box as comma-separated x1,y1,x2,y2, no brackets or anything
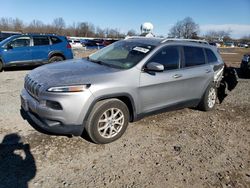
145,62,164,72
6,44,13,50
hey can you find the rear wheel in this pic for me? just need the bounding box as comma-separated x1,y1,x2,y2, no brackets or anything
85,99,129,144
0,61,3,72
49,56,64,63
198,83,217,111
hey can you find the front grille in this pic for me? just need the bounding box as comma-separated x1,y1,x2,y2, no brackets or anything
24,76,42,99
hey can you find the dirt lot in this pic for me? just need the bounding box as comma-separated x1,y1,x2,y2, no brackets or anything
0,48,249,188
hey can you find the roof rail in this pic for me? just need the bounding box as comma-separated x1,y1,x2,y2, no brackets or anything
23,33,57,35
0,30,22,34
161,38,209,44
125,36,162,40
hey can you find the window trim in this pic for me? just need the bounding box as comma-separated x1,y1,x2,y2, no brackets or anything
204,48,218,64
7,36,31,48
144,45,182,72
182,45,207,68
50,36,62,45
31,36,50,46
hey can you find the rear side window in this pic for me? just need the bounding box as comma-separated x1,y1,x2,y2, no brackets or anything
150,46,180,70
33,36,50,46
184,46,205,67
50,36,62,44
205,48,218,63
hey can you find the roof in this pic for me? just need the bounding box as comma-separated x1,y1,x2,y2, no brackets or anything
125,36,209,47
124,36,163,46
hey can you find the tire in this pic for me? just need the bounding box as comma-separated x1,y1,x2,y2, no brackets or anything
85,99,129,144
49,56,64,63
198,83,217,111
0,61,3,72
240,67,248,77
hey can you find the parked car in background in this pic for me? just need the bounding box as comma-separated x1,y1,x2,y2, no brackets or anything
0,34,73,71
209,42,216,46
79,38,119,50
0,31,21,42
224,42,235,47
240,54,250,75
209,42,221,48
81,39,104,50
20,38,224,144
238,43,249,48
68,39,84,49
103,39,119,46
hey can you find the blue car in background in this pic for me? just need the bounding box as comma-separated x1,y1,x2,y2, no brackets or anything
81,39,105,50
0,34,73,71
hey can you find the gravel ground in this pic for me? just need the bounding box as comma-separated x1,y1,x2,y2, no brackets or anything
0,48,249,188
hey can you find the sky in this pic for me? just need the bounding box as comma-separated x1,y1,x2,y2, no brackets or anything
1,0,250,38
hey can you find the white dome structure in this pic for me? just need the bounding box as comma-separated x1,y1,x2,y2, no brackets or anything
140,22,154,34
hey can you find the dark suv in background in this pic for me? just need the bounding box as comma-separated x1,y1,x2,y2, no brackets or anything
0,31,21,42
0,34,73,71
240,54,250,75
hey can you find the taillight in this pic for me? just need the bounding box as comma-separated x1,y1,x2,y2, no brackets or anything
67,43,72,49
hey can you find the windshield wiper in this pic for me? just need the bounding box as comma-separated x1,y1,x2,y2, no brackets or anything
87,57,121,69
87,57,105,65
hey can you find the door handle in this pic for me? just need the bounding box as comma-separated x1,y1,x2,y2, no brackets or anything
173,74,182,78
205,69,212,73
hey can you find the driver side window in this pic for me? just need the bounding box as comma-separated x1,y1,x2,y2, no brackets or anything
9,37,31,48
150,46,180,70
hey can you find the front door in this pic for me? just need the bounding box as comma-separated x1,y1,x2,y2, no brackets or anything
139,46,186,113
3,36,32,65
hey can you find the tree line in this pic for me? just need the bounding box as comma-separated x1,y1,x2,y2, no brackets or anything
0,17,127,38
168,17,250,42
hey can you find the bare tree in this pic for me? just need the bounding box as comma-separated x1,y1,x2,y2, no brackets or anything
12,18,24,31
26,20,45,33
65,22,77,36
96,27,105,38
168,17,199,39
0,17,23,31
76,22,95,37
204,30,232,42
127,29,137,36
0,18,8,30
0,16,127,38
52,17,66,35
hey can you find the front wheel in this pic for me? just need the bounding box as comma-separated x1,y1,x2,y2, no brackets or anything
198,84,217,111
85,99,129,144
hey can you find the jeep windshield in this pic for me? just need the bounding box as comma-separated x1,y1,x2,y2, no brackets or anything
88,40,155,69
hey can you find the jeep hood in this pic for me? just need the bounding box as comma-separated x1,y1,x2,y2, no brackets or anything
28,58,120,87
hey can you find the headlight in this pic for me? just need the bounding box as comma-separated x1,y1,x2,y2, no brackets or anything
47,84,90,92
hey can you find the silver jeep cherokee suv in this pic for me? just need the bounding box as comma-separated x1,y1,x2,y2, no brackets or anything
20,37,224,144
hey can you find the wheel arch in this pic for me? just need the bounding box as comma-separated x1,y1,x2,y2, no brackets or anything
0,57,4,71
0,56,5,64
48,51,66,60
84,93,137,124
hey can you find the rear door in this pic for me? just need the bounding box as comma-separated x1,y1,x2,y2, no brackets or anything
180,46,213,100
30,36,50,63
2,36,32,65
